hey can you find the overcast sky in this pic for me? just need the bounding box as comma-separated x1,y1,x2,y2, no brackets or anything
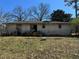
0,0,75,17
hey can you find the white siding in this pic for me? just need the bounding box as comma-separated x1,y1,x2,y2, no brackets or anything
7,24,16,33
37,24,73,35
21,24,30,33
6,23,75,35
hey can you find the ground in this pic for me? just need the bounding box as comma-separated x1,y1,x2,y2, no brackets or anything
0,37,79,59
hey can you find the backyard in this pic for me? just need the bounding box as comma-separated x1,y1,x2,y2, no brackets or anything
0,37,79,59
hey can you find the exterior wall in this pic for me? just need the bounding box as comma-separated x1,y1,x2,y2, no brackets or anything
21,24,30,33
5,23,75,35
6,24,16,33
37,24,74,35
0,25,6,35
6,24,31,34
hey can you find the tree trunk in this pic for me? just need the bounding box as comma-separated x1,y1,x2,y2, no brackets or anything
75,0,78,18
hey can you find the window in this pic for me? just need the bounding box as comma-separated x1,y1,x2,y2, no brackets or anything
58,24,62,29
42,25,45,28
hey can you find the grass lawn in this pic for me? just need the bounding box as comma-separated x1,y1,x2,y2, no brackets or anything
0,37,79,59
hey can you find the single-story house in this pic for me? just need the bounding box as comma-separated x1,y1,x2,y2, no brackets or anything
2,21,75,36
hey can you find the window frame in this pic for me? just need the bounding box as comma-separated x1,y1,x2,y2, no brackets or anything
42,25,45,28
58,24,62,29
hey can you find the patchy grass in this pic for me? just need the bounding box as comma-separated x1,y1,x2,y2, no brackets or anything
0,37,79,59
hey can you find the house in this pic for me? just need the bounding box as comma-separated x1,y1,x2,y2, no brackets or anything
2,21,75,36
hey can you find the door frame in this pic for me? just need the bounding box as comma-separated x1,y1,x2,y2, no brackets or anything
30,24,37,32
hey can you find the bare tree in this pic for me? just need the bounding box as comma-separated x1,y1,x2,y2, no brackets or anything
0,9,7,23
28,3,49,21
0,9,5,23
3,12,12,23
6,6,29,22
